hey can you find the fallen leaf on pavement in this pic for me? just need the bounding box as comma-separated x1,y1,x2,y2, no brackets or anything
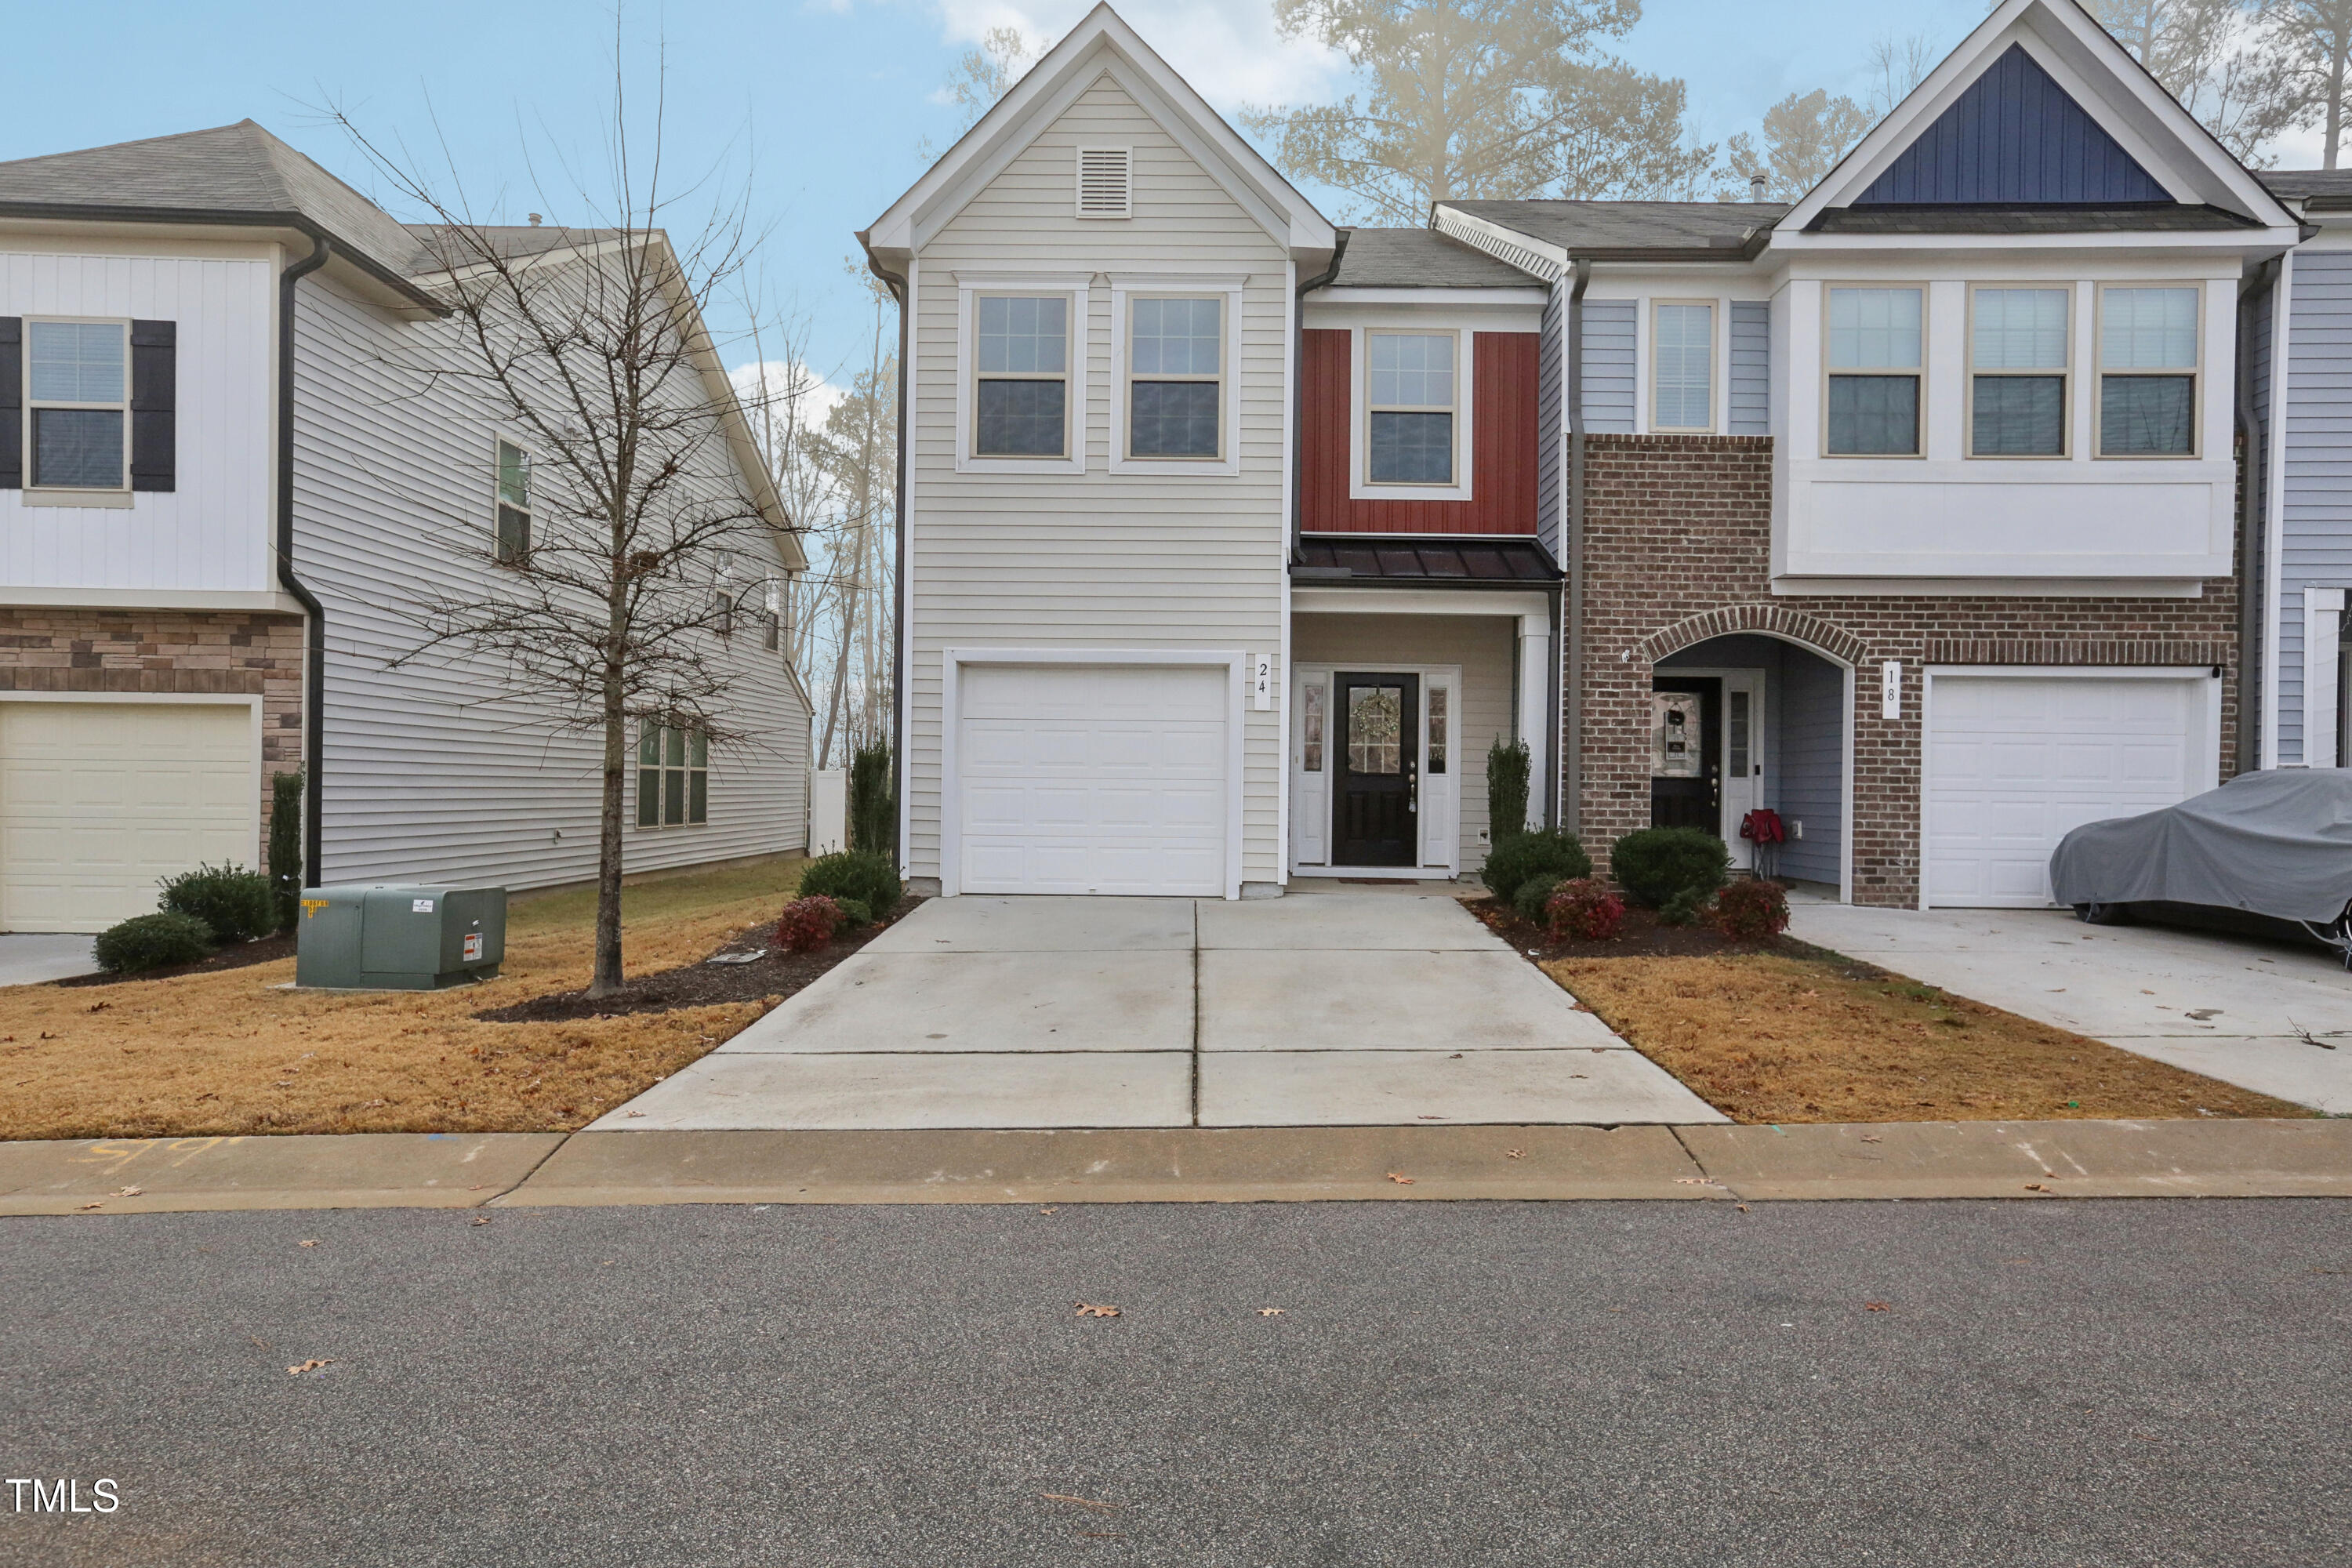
2024,1183,2051,1192
1258,1308,1284,1316
1860,1135,1883,1144
471,1216,492,1226
1735,1203,1750,1213
1074,1301,1120,1318
1038,1207,1058,1215
78,1203,103,1211
1864,1302,1891,1312
1675,1178,1718,1185
249,1336,271,1349
1041,1494,1120,1511
287,1359,333,1376
625,1110,646,1118
1386,1172,1414,1185
298,1240,319,1248
111,1186,143,1197
1504,1149,1523,1160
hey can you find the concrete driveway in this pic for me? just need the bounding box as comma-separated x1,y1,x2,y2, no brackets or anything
1789,902,2352,1114
597,891,1724,1131
0,934,98,988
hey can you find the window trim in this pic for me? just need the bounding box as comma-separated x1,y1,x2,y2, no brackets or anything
2092,280,2203,461
1650,298,1717,434
1109,277,1244,475
1965,283,2072,461
1354,325,1472,500
492,434,535,564
23,314,132,499
954,274,1090,476
1818,283,1926,460
635,720,710,830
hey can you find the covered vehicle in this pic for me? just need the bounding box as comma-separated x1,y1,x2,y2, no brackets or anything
2049,770,2352,960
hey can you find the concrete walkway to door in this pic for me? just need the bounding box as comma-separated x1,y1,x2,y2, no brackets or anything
593,890,1724,1130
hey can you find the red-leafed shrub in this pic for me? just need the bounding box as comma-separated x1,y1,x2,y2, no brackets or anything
1709,878,1791,941
775,895,845,953
1544,877,1625,942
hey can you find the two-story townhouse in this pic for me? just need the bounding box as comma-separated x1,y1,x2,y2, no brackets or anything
869,0,2302,911
0,121,811,934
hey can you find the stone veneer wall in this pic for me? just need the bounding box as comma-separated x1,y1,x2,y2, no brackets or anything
1567,434,2238,907
0,608,306,862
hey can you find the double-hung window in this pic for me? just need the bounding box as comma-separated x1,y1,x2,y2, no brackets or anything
637,722,709,828
973,294,1069,457
27,319,129,490
1824,288,1922,456
1970,289,2069,457
1367,332,1456,484
1652,303,1713,433
494,438,532,563
1125,296,1222,459
2098,286,2198,456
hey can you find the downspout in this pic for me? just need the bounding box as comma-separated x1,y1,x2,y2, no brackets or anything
1561,257,1592,834
858,235,912,874
2235,256,2278,778
1290,229,1351,557
277,233,332,888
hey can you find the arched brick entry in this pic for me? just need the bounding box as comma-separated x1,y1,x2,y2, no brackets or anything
1638,604,1868,670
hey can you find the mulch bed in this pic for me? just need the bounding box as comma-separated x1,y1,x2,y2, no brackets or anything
472,896,924,1023
1468,896,1834,963
56,931,297,989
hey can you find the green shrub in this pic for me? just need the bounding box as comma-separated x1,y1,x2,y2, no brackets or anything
1480,829,1592,905
1710,879,1791,941
1610,828,1730,909
158,862,278,944
1512,873,1563,924
267,770,303,931
1486,737,1530,842
1657,886,1711,927
848,742,896,858
831,897,873,928
799,851,899,923
95,912,215,973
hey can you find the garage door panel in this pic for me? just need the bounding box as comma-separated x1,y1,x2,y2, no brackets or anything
1926,675,2203,909
2,702,255,932
957,663,1229,897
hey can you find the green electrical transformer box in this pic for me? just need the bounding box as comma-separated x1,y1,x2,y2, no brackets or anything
295,884,508,990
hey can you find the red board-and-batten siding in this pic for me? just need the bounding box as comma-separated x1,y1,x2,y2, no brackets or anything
1299,328,1540,535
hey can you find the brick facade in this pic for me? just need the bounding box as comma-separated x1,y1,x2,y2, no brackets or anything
1567,434,2238,907
0,608,306,860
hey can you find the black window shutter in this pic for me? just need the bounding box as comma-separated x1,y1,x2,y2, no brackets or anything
0,318,20,490
130,319,176,492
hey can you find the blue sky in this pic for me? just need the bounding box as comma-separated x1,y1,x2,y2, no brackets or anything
0,1,2274,398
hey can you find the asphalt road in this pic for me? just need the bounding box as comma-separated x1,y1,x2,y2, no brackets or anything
4,1199,2348,1566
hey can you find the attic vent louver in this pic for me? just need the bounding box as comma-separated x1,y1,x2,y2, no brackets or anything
1076,147,1132,219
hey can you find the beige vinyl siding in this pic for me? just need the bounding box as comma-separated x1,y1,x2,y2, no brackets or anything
908,73,1291,887
291,270,809,891
1291,612,1517,868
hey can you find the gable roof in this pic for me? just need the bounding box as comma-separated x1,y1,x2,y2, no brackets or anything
862,2,1334,261
1779,0,2296,238
1855,42,2167,205
1442,200,1785,263
0,119,442,307
1327,227,1537,289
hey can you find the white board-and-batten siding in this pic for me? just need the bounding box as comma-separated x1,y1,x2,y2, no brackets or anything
906,74,1292,888
0,248,274,592
290,270,809,891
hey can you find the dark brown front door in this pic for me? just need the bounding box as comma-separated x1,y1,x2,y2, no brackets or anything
1333,672,1419,866
1650,677,1720,832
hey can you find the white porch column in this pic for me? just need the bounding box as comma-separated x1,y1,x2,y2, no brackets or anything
2307,587,2346,768
1516,613,1551,826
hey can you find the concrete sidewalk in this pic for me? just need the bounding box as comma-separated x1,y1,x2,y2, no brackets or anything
1789,903,2352,1114
5,1118,2350,1213
0,933,97,988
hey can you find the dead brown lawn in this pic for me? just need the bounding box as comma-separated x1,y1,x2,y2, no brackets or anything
0,858,808,1142
1545,953,2312,1125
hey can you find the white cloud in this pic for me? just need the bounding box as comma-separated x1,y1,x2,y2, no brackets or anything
730,360,848,432
928,0,1348,110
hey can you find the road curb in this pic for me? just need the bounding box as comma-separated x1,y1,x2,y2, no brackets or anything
0,1133,564,1214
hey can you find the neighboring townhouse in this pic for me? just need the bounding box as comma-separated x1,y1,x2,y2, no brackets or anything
0,121,811,934
864,0,2307,910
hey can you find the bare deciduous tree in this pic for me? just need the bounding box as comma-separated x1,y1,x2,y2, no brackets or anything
329,62,794,997
1716,88,1874,201
2262,0,2352,165
1867,33,1940,118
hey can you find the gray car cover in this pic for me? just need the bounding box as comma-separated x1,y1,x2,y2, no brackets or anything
2048,769,2352,924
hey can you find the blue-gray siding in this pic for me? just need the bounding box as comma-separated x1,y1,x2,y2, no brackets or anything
1581,299,1635,434
2280,248,2352,763
1857,43,2167,205
1729,301,1769,436
2244,267,2274,769
1537,281,1563,559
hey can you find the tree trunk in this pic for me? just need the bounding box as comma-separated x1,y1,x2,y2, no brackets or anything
590,589,628,998
2331,45,2347,171
819,583,855,769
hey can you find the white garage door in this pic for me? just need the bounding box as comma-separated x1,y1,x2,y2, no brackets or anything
1925,673,2207,909
0,702,256,932
957,662,1229,896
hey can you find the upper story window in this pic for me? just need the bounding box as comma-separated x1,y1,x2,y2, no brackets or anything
2098,286,2198,457
1367,332,1455,484
1126,296,1221,459
27,319,128,490
1652,303,1713,433
494,438,533,563
1969,288,2069,457
1824,287,1922,456
974,294,1069,458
